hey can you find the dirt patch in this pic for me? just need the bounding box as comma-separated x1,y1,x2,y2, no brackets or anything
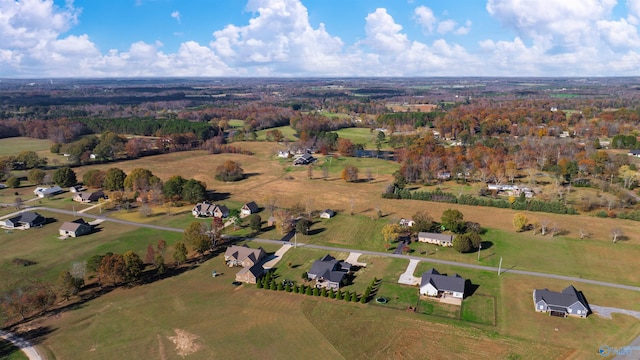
157,334,167,360
167,329,203,358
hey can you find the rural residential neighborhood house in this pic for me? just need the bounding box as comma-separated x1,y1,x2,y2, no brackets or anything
420,268,466,301
59,218,92,237
4,211,46,229
224,245,267,284
533,285,590,318
73,190,106,203
33,186,62,198
629,149,640,157
320,209,336,219
224,245,266,268
307,254,352,290
192,203,228,218
418,232,455,247
240,201,259,217
293,153,315,166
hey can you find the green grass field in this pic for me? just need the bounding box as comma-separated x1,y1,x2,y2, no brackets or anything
255,125,298,141
334,127,391,150
0,137,52,156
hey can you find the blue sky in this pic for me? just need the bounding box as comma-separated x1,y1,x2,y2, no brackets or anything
1,0,640,77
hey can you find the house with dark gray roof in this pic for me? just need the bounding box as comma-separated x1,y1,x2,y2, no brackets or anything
320,209,336,219
73,190,106,203
533,285,590,318
418,232,455,247
629,149,640,157
293,153,315,166
240,201,259,217
213,205,229,218
307,254,352,290
4,211,46,229
419,268,466,301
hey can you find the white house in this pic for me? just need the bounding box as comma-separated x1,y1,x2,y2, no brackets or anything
419,268,466,300
33,186,63,198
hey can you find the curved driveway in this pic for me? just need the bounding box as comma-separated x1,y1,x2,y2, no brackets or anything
0,330,42,360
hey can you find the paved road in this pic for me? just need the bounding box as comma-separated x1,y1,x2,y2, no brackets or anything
249,238,640,292
0,330,42,360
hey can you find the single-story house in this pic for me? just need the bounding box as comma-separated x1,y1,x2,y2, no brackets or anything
418,232,455,247
240,201,259,217
419,268,466,300
399,218,415,227
192,202,217,217
224,245,266,268
33,186,62,198
320,209,336,219
437,171,451,180
73,190,106,203
69,185,85,193
4,211,46,229
59,218,92,237
213,205,229,219
629,149,640,157
307,254,352,290
293,153,315,166
533,285,590,318
235,263,264,284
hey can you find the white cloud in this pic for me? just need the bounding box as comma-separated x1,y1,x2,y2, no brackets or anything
486,0,616,50
597,18,640,49
210,0,344,75
414,6,436,34
361,8,409,53
455,20,472,35
437,19,457,34
171,11,181,24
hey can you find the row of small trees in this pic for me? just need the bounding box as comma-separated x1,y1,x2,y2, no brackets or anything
257,272,378,304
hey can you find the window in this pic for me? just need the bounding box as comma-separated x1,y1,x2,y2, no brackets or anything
568,308,572,313
538,305,543,310
576,310,582,315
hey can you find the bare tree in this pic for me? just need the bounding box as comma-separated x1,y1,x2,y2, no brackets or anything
14,197,23,210
540,218,550,236
611,228,624,243
549,223,560,237
578,228,590,239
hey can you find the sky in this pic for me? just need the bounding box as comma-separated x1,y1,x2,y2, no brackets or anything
1,0,640,78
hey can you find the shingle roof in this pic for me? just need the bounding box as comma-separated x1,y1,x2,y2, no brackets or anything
533,286,589,309
420,268,466,293
243,201,259,212
308,254,351,283
418,232,454,242
224,245,265,263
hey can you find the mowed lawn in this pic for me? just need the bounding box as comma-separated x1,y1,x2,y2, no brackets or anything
0,211,183,286
0,137,52,157
334,127,392,150
36,251,568,360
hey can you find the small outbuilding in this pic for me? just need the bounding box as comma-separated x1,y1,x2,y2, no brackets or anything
320,209,336,219
241,201,259,217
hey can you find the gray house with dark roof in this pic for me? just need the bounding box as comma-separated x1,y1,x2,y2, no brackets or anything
419,268,466,300
4,211,46,229
293,153,315,166
533,285,590,318
418,232,455,247
307,254,352,290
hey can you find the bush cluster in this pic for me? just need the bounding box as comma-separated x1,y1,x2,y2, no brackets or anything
257,271,367,303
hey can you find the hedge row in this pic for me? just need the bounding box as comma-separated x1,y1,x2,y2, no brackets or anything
383,188,578,215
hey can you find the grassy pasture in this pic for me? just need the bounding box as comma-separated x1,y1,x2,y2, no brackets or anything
33,251,570,360
0,137,51,157
0,211,182,286
255,125,297,141
334,127,391,150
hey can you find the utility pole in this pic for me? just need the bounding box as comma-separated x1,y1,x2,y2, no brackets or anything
294,231,297,248
498,257,503,275
477,242,482,262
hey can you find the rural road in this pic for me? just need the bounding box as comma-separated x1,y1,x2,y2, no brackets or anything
249,238,640,292
3,206,640,359
0,330,42,360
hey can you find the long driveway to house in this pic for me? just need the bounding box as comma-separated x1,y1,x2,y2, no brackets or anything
0,330,42,360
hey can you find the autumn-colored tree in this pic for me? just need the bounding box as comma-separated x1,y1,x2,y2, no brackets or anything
412,210,433,233
216,160,244,182
382,224,402,243
98,253,126,286
337,138,355,156
145,244,156,264
124,168,161,192
512,213,528,232
341,165,359,182
83,169,106,188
